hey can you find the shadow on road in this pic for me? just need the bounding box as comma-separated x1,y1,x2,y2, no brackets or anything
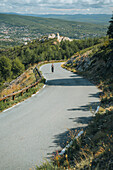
89,92,102,99
69,116,92,124
46,78,94,86
69,74,78,78
46,100,100,160
52,127,84,148
46,126,84,160
67,101,100,113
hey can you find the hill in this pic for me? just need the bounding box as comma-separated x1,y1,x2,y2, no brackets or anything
0,14,107,48
3,13,110,25
29,14,110,25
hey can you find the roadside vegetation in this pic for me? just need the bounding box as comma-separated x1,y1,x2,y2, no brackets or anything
36,15,113,169
0,61,45,112
0,80,44,112
0,64,38,97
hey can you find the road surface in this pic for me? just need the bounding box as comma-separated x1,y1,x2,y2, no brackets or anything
0,63,99,170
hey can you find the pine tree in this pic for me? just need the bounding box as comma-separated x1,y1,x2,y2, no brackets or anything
107,13,113,38
12,58,25,77
0,56,12,81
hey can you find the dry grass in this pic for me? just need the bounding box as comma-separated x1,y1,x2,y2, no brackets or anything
0,64,37,97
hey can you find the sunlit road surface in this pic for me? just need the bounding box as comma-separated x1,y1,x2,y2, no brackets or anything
0,63,99,170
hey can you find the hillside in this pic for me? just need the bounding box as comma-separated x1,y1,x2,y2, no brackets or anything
35,38,113,169
0,14,107,48
50,39,113,169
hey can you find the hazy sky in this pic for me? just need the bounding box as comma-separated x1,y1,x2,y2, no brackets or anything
0,0,113,14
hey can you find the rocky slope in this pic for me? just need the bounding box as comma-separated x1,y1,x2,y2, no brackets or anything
64,39,113,105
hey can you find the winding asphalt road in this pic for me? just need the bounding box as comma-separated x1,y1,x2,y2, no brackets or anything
0,63,99,170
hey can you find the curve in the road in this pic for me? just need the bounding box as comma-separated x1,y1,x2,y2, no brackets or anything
0,63,99,170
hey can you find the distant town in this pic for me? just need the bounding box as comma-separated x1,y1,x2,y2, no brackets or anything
0,23,43,47
0,23,101,48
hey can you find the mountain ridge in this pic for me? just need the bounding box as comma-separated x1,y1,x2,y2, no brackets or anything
0,13,110,25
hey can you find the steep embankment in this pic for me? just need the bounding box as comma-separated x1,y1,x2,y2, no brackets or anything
51,39,113,169
64,39,113,107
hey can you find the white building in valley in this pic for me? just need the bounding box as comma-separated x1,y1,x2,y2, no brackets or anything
48,33,73,42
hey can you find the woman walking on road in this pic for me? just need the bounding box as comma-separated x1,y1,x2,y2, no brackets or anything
51,63,54,73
